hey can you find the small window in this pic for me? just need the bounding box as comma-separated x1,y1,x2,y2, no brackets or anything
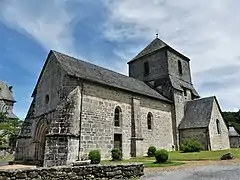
45,95,49,104
216,119,221,134
178,60,183,75
114,106,121,127
144,62,149,76
183,88,187,96
147,112,153,130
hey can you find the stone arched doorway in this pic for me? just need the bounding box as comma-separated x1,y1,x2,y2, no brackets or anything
34,119,49,166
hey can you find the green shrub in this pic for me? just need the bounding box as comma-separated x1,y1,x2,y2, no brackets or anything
154,149,169,163
111,148,122,161
147,146,157,157
88,150,101,164
180,138,203,153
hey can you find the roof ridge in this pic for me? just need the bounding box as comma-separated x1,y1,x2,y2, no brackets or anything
52,50,171,102
128,38,168,63
187,96,215,102
53,50,155,85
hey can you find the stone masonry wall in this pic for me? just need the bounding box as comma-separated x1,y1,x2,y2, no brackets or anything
80,81,173,160
208,99,230,150
179,128,209,150
15,54,80,165
140,98,174,154
15,112,54,164
167,50,192,83
172,90,185,149
0,164,144,180
229,136,240,148
128,50,168,82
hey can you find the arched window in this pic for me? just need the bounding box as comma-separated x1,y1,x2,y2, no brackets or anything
178,60,183,75
147,112,153,130
114,106,121,127
216,119,221,134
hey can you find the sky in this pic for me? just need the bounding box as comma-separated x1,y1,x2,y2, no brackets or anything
0,0,239,119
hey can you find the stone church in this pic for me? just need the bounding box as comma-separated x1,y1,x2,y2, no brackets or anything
15,37,230,167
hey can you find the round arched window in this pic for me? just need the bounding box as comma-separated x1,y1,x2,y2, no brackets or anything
114,106,122,127
147,112,153,130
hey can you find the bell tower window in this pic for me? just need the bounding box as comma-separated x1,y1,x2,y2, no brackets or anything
178,60,183,75
144,62,149,76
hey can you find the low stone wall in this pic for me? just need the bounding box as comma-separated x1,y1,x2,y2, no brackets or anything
0,163,144,180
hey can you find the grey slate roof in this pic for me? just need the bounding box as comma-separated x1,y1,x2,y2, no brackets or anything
169,75,199,97
52,51,171,102
128,38,167,63
228,125,240,137
179,96,215,129
0,81,15,102
128,37,190,63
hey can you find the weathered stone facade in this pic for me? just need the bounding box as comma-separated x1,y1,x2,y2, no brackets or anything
0,163,144,180
15,37,230,167
208,99,230,150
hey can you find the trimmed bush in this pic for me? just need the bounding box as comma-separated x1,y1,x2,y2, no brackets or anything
147,146,157,157
111,148,122,161
180,138,203,153
154,149,169,163
88,150,101,164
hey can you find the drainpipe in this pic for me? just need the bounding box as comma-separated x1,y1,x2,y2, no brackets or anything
78,82,84,161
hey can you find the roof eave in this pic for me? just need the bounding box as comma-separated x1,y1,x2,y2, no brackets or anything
69,75,172,104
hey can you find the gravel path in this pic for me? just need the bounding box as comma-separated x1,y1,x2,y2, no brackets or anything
141,161,240,180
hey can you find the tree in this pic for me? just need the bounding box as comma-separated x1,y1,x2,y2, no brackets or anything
222,110,240,134
0,112,22,151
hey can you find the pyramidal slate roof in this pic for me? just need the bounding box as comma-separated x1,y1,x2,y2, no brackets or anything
0,81,15,102
128,37,190,63
128,38,167,63
52,51,171,102
179,96,216,129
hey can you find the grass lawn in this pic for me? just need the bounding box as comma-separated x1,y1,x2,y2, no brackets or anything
169,148,240,161
101,148,240,167
101,157,185,168
0,154,14,163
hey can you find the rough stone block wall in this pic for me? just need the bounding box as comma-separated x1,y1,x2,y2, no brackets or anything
208,100,230,150
229,137,240,148
43,87,82,167
15,112,54,164
80,81,173,160
15,54,77,165
33,54,68,116
80,82,132,160
173,90,185,149
129,50,168,82
140,98,173,154
179,128,209,150
167,51,192,83
0,164,144,180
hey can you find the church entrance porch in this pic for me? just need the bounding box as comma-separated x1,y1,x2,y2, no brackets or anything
34,119,49,166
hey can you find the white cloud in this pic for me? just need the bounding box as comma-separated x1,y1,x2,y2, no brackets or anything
102,0,240,110
0,0,81,58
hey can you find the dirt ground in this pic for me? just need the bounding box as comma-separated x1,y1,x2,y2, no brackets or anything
0,164,36,170
0,159,239,171
145,159,240,173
